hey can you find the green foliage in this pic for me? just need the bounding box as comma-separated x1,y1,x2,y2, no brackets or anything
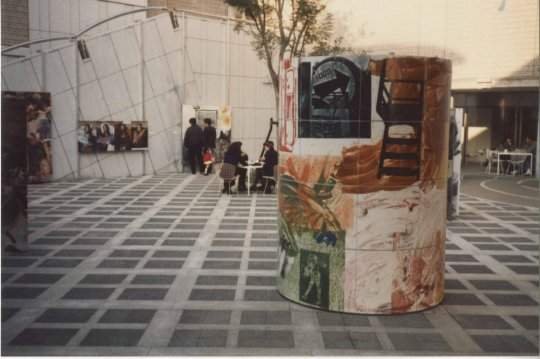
224,0,345,109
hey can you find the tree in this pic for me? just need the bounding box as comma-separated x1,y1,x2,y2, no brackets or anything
225,0,345,113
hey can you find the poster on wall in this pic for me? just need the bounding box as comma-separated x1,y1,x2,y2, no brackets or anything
1,92,52,183
279,59,297,152
216,105,232,163
447,108,463,219
277,56,451,314
78,121,148,153
1,92,30,251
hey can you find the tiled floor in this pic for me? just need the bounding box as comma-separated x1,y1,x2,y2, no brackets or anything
1,174,538,355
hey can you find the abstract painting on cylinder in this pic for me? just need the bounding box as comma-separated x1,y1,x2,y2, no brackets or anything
277,55,451,314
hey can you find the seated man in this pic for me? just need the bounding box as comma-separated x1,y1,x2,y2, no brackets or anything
251,141,278,193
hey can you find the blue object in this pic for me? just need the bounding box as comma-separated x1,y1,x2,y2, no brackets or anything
315,231,337,246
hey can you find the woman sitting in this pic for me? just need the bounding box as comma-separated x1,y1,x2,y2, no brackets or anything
223,141,248,193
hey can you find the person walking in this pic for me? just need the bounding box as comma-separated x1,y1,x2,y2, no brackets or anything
202,118,217,175
184,117,204,174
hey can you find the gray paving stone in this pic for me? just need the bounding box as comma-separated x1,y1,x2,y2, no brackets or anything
211,240,244,247
244,309,290,325
452,314,512,329
244,289,284,302
446,254,478,262
162,239,196,246
248,261,277,270
451,264,494,274
81,329,145,346
507,265,538,275
98,259,139,268
473,243,511,250
169,329,228,347
2,287,47,299
195,275,238,286
246,276,276,286
469,280,518,290
53,249,95,257
237,330,294,348
443,293,485,305
99,309,156,323
189,289,236,301
62,288,115,300
10,328,78,346
2,258,38,267
388,333,452,352
32,237,71,245
36,308,97,323
445,279,467,289
109,250,148,257
471,335,538,353
79,274,127,285
122,239,157,246
179,310,232,324
152,250,189,258
512,315,539,330
131,275,176,285
118,288,168,300
486,294,537,306
202,260,241,269
71,238,109,245
144,260,184,269
2,307,20,322
206,250,242,259
15,273,64,284
378,313,433,328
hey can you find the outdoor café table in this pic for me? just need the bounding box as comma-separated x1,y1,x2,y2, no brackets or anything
239,162,264,195
495,151,533,176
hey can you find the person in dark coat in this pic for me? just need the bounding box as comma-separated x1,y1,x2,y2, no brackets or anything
251,141,278,193
184,117,204,174
223,141,248,193
202,118,217,174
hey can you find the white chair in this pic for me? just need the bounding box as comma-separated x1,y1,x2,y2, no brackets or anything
485,149,499,174
508,149,527,176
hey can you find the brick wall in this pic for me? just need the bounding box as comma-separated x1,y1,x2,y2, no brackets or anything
148,0,228,17
1,0,29,47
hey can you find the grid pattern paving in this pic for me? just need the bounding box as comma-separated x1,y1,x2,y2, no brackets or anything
2,174,538,355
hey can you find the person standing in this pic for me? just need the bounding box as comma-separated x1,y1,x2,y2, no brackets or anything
184,117,204,174
202,118,217,175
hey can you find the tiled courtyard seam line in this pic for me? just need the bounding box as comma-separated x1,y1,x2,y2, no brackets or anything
2,175,191,346
454,198,539,348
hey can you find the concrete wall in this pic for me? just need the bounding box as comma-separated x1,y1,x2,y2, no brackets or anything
2,11,274,179
328,0,540,90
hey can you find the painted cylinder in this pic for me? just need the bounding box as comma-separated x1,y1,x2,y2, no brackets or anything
277,55,451,314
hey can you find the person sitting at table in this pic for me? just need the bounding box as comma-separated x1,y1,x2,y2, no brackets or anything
251,141,279,193
498,137,514,173
523,136,537,175
223,141,248,193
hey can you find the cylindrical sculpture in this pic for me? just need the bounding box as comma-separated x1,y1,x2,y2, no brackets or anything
277,55,451,314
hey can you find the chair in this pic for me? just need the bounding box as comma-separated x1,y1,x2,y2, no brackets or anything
508,150,527,176
219,163,237,195
485,149,499,174
262,165,278,194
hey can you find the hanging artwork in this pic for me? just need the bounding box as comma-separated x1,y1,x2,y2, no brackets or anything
78,121,148,153
447,108,463,219
277,55,451,314
216,105,232,163
1,92,30,251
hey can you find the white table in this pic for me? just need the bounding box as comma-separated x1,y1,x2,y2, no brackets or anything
239,162,263,195
494,151,533,176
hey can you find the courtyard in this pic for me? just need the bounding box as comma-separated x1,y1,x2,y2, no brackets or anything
1,172,538,356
